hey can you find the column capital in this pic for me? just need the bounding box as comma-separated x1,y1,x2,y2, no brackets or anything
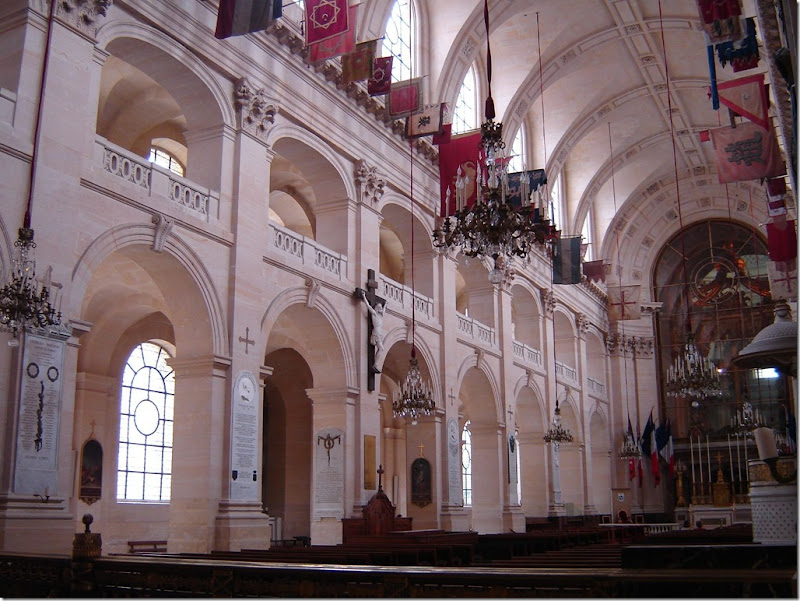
56,0,111,41
234,77,278,143
305,386,360,405
167,354,231,378
355,159,387,205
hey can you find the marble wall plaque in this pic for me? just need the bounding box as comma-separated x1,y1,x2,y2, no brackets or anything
508,434,519,505
14,331,65,495
314,427,344,519
447,418,462,504
230,371,259,500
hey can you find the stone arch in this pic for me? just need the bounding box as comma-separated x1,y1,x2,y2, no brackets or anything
588,406,612,514
70,223,226,357
379,196,435,297
96,20,234,130
260,285,354,390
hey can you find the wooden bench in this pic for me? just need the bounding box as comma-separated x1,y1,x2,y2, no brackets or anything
127,540,168,554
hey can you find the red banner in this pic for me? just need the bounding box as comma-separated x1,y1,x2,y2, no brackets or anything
438,131,481,217
308,5,356,62
305,0,350,45
709,121,786,183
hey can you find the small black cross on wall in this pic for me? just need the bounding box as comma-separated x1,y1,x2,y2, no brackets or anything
239,327,255,354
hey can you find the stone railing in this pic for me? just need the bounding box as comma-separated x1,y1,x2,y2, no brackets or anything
555,360,578,385
98,137,218,221
457,313,495,346
587,376,606,397
643,523,681,535
269,222,347,279
512,341,542,368
379,276,432,319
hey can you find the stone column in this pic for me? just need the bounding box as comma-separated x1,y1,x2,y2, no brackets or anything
167,354,230,553
306,386,358,545
576,314,596,515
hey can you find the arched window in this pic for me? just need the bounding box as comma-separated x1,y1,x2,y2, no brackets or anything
508,128,526,174
148,147,184,177
461,420,472,506
117,342,175,502
581,211,593,261
549,171,562,230
383,0,415,82
453,66,478,134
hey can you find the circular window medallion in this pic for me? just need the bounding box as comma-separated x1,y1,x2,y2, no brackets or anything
134,399,160,437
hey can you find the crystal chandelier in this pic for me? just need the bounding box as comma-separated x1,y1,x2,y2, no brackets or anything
431,0,552,285
0,224,60,346
731,400,764,437
543,399,573,446
619,431,640,459
664,334,723,399
392,349,435,425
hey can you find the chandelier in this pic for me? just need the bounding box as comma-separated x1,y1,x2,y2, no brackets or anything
664,334,723,399
392,349,435,425
543,399,573,446
619,432,640,459
431,0,552,285
0,225,60,346
731,400,764,437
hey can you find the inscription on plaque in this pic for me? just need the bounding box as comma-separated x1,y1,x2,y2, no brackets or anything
230,371,259,500
314,427,344,518
447,419,462,504
14,331,65,495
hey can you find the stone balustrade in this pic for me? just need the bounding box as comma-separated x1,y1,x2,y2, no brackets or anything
269,222,347,280
379,276,432,320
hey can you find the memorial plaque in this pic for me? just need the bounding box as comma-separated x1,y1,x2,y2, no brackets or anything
14,331,65,495
314,427,344,519
230,371,259,500
447,418,462,504
508,434,519,504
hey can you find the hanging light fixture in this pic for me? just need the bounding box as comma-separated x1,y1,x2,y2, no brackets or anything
431,0,553,284
393,349,435,425
665,334,723,400
543,399,573,446
393,8,434,426
731,399,764,437
0,0,61,346
656,2,721,402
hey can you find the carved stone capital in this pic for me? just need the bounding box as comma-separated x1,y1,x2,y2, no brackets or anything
576,313,590,338
151,213,174,253
56,0,111,39
541,289,556,317
634,336,655,358
234,78,277,141
355,160,386,205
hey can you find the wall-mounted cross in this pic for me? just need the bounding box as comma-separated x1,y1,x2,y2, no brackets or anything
239,327,255,354
418,443,425,458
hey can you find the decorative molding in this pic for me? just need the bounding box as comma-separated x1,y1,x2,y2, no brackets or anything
151,213,174,253
56,0,111,39
354,160,386,205
576,313,590,338
541,289,556,317
634,336,654,358
305,278,320,308
234,77,277,141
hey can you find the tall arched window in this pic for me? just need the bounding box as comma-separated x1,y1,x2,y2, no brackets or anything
461,420,472,506
508,128,526,173
383,0,415,82
549,171,562,230
453,66,478,134
581,211,593,261
117,342,175,502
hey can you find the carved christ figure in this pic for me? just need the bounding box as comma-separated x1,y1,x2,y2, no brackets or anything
360,289,385,372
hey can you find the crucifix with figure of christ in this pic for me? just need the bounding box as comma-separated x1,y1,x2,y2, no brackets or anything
354,269,386,391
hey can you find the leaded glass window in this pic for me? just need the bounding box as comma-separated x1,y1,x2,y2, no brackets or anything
453,66,477,134
383,0,414,82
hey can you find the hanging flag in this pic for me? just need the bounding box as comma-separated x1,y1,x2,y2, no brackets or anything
641,412,659,486
552,236,582,285
715,18,759,72
215,0,282,39
367,56,393,96
627,416,636,482
583,260,606,284
506,170,547,208
341,40,376,83
438,131,481,216
388,77,423,117
406,103,444,138
607,285,641,321
767,260,797,300
656,418,675,478
709,121,786,184
432,122,452,145
714,74,769,129
305,0,350,46
308,4,357,62
696,0,743,43
766,218,798,262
